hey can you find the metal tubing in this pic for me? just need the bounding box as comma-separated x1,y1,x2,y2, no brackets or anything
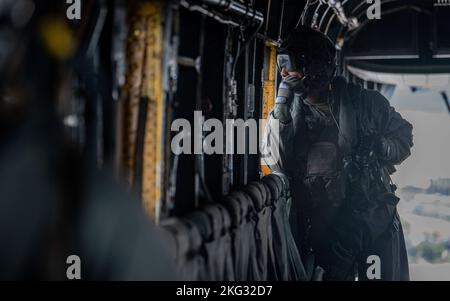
197,0,264,24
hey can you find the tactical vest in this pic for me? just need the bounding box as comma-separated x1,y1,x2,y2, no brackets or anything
302,102,341,207
296,77,361,210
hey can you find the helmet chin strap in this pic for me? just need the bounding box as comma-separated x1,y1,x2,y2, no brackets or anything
301,73,335,100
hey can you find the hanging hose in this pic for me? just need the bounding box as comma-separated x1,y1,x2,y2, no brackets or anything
231,20,263,77
278,0,286,41
195,15,216,204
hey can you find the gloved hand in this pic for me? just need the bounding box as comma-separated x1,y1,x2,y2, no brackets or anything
357,133,384,157
277,74,306,99
273,75,306,123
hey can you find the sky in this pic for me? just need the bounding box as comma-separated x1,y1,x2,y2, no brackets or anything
389,86,450,280
389,86,450,189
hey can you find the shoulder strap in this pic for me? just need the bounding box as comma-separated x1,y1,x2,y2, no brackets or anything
332,76,361,156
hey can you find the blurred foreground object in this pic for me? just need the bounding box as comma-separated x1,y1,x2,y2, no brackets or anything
0,1,176,280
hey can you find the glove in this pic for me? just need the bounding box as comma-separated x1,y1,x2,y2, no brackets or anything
277,75,306,101
357,133,383,158
273,75,306,123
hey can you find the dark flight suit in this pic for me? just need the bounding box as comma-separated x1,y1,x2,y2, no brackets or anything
262,76,413,281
